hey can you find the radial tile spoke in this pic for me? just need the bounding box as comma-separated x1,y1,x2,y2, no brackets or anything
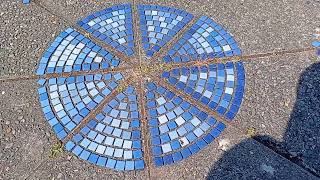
131,1,146,65
159,62,245,120
135,80,153,172
41,66,130,79
0,66,130,83
153,77,231,125
64,84,145,171
150,16,198,60
62,75,134,142
74,27,134,65
37,72,125,141
0,74,40,83
144,82,227,166
164,46,318,70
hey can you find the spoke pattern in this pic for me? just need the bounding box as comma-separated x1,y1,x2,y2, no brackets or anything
144,82,226,166
160,62,245,120
34,3,247,171
132,0,153,174
38,72,124,140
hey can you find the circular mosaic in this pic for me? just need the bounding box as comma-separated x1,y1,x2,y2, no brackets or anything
36,4,245,171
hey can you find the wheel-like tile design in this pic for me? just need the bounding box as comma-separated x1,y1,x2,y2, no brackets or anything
37,4,245,171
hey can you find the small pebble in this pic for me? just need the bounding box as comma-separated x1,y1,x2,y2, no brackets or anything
5,143,13,149
57,173,63,179
218,139,231,151
261,163,275,175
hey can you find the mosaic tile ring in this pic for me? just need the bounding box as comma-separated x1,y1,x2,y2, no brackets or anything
36,4,245,171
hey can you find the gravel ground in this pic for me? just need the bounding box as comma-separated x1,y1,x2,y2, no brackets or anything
37,0,131,23
0,0,319,179
0,80,54,180
235,51,320,175
0,0,67,77
149,126,317,180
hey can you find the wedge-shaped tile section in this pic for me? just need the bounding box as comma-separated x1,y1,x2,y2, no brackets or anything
64,86,145,171
36,28,121,75
77,4,135,56
161,62,245,120
37,73,123,140
138,4,193,57
145,82,226,166
163,16,241,63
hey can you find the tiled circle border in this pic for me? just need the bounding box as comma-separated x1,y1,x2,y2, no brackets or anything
36,4,245,171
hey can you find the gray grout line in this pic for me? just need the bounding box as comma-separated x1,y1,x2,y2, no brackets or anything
62,76,132,143
131,1,152,179
0,47,316,83
166,47,317,69
150,15,200,60
0,66,129,83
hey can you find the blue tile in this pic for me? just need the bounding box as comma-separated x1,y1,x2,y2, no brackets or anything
138,5,194,57
37,3,245,171
77,4,135,56
36,28,120,75
22,0,30,4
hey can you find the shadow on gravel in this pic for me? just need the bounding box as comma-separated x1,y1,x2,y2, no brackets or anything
207,62,320,179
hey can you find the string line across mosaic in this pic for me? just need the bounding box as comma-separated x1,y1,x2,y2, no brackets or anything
36,4,245,171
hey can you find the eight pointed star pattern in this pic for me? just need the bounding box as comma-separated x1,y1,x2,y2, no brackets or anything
36,4,245,171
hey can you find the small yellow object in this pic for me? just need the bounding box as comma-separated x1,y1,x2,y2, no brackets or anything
48,141,64,158
246,127,256,137
117,85,125,92
84,32,91,37
284,100,290,107
310,56,319,62
162,64,173,71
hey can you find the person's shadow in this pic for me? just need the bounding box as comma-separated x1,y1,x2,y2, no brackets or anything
207,62,320,179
